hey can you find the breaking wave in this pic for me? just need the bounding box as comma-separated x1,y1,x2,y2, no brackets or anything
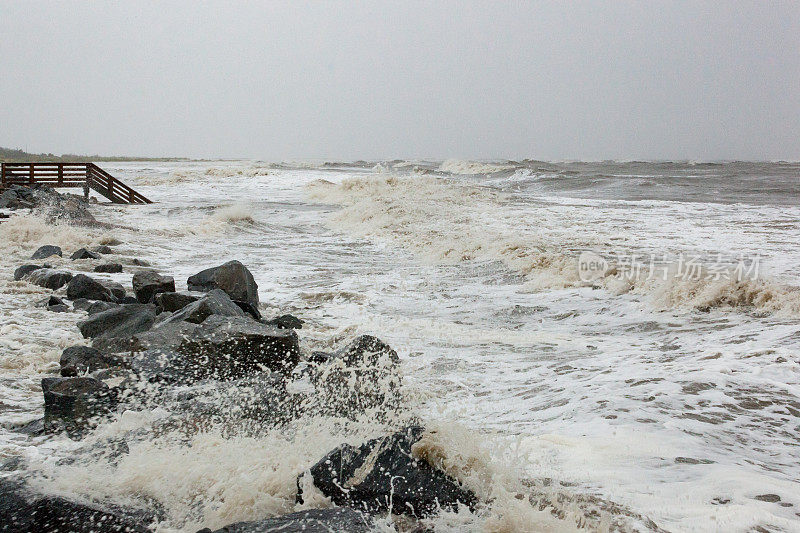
307,175,800,316
137,166,276,186
438,160,517,175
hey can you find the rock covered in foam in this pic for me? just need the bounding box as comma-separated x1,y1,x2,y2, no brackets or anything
308,335,402,418
298,425,478,517
27,268,73,290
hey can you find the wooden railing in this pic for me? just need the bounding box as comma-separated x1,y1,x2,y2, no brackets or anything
0,162,151,204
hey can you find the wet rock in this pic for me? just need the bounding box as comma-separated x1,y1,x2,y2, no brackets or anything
42,376,117,434
93,245,114,254
132,270,175,303
0,477,152,532
31,245,62,259
27,268,73,290
119,296,139,305
13,264,43,280
101,280,127,300
755,494,782,503
0,188,23,208
38,295,71,312
154,290,205,312
264,314,303,330
36,295,65,308
93,319,200,354
299,426,477,518
72,298,92,311
131,315,299,383
131,258,150,267
94,262,123,273
78,304,157,339
187,260,259,314
198,507,373,533
60,346,124,377
70,247,102,260
310,335,402,417
165,373,296,424
86,300,121,315
158,289,245,325
67,274,117,302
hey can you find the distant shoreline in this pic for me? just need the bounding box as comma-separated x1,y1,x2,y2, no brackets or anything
0,146,192,163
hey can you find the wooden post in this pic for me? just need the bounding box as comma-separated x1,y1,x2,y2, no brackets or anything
1,163,5,188
29,163,34,186
58,164,64,186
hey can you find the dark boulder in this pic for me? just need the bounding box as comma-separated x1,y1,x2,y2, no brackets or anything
131,315,299,383
31,245,62,259
36,295,65,308
40,296,70,313
78,304,157,339
27,268,73,290
198,508,373,533
101,280,127,300
187,260,259,314
132,270,175,303
70,247,102,260
94,262,123,273
60,346,124,377
0,188,25,208
0,477,152,533
154,290,205,312
92,319,199,354
13,264,43,281
131,258,150,267
299,426,478,518
36,296,70,312
93,245,114,254
119,296,140,305
42,377,116,434
181,315,300,376
158,289,245,325
265,314,303,330
86,301,121,315
67,274,117,302
72,298,91,311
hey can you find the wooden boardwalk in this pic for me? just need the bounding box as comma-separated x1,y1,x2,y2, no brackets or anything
0,162,152,204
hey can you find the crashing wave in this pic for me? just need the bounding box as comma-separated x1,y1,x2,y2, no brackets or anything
438,159,517,175
306,175,800,316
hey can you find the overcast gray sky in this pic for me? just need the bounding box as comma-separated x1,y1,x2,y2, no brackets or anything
1,1,798,160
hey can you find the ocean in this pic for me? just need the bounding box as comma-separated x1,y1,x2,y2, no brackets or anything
1,159,799,531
